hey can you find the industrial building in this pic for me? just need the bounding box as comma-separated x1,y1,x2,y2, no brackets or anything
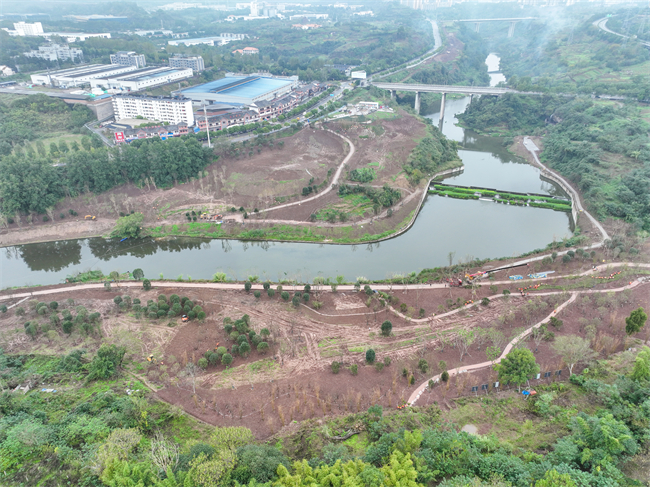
1,22,111,42
23,44,84,62
167,33,248,46
89,67,193,91
112,94,194,126
110,51,146,68
30,64,138,87
178,74,298,105
169,55,205,72
63,15,128,22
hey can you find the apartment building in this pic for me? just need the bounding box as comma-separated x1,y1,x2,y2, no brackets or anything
110,51,146,68
169,55,205,72
112,94,194,126
24,44,84,62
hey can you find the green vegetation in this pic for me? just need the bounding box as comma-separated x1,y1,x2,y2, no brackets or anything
403,121,460,184
0,135,212,217
429,184,572,212
0,94,94,157
112,212,145,239
459,96,650,230
348,167,377,183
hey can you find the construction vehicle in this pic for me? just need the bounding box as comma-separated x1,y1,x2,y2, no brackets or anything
84,215,97,221
181,314,189,322
146,354,157,364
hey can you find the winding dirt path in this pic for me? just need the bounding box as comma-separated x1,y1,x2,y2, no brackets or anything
407,276,647,406
257,129,356,215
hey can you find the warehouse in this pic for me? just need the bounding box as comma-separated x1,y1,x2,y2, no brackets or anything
89,67,193,92
178,74,298,105
30,64,138,87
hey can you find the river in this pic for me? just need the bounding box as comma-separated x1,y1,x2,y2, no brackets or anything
0,56,572,289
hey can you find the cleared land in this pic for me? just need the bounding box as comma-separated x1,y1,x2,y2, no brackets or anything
2,258,648,439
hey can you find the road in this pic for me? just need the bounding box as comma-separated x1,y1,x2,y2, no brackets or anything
372,20,442,80
371,82,543,96
593,17,650,48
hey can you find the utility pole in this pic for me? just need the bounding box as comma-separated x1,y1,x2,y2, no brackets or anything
203,102,212,148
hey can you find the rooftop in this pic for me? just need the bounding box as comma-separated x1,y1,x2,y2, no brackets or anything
182,76,293,99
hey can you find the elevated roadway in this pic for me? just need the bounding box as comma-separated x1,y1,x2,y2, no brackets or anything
455,17,538,37
593,17,650,48
371,82,543,128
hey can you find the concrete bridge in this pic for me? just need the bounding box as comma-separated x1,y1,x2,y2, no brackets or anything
455,17,538,37
371,82,542,129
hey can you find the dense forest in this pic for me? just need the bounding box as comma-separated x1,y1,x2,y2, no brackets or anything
458,95,650,232
404,121,460,184
1,342,649,487
0,94,95,156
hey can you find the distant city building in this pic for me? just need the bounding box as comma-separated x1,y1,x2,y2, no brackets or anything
0,65,15,77
23,44,84,62
63,15,128,22
168,33,248,47
353,11,374,16
292,23,322,30
350,71,367,79
289,14,329,20
13,21,44,36
112,94,195,125
110,51,146,68
232,47,259,55
1,23,110,42
169,55,205,72
158,2,233,10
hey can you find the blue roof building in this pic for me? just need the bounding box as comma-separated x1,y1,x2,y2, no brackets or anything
178,74,298,105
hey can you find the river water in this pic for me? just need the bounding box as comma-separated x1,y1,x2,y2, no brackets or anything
0,57,572,288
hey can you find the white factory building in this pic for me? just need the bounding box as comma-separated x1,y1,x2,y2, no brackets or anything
168,33,248,47
1,22,111,42
30,64,139,87
89,67,193,91
112,94,194,126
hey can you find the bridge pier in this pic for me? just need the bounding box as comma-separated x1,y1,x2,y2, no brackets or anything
414,91,421,114
390,89,395,100
508,21,517,38
438,92,446,131
474,22,481,33
469,94,474,104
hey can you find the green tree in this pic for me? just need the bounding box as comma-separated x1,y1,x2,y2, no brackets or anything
381,320,392,337
257,342,269,354
87,344,127,380
366,349,376,364
631,346,650,381
49,301,58,310
112,213,144,239
496,348,539,391
143,279,151,290
331,361,341,374
233,444,290,483
244,281,252,292
534,470,576,487
132,268,144,280
221,353,233,366
198,357,208,369
551,335,598,375
625,307,647,335
281,291,290,301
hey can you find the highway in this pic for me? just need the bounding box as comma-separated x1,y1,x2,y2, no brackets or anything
593,17,650,48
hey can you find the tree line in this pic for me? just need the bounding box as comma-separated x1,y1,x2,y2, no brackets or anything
0,136,212,217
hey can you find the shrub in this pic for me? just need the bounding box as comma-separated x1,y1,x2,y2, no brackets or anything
400,303,407,313
562,254,572,264
114,296,123,306
221,353,233,366
62,320,74,334
16,307,25,316
302,293,310,303
254,290,261,299
49,301,58,310
350,364,358,375
0,305,7,313
292,295,300,307
244,281,252,292
366,349,376,364
267,288,275,298
331,361,341,374
143,279,151,290
375,362,384,372
381,320,392,337
198,357,208,369
257,342,269,353
281,291,290,301
419,308,426,318
481,298,490,306
418,359,429,374
383,357,391,367
441,371,449,382
549,316,563,329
